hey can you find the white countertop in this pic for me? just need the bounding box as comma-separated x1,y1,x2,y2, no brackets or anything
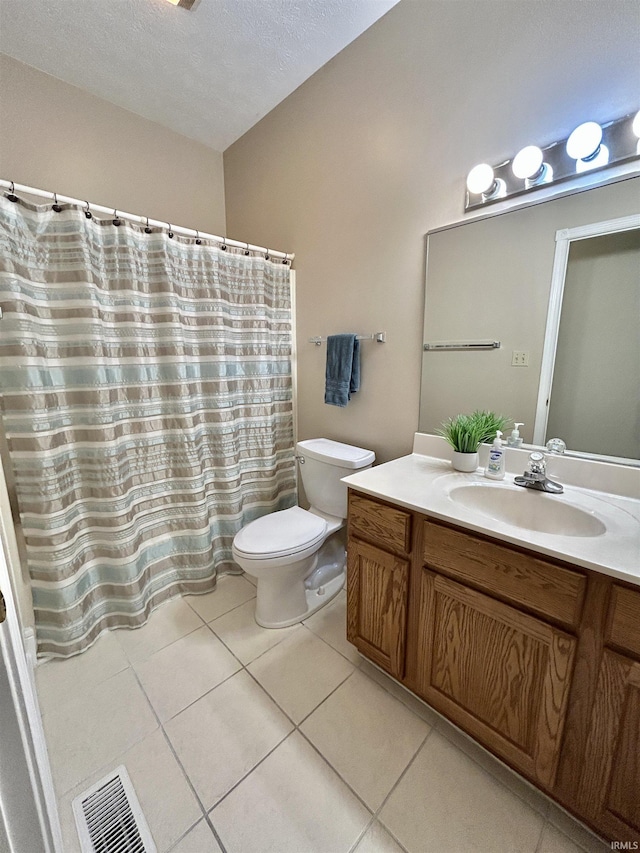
342,436,640,587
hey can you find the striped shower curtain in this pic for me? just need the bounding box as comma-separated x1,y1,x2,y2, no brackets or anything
0,194,296,657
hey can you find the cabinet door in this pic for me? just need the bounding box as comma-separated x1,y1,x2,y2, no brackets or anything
346,539,409,679
416,570,576,788
578,651,640,843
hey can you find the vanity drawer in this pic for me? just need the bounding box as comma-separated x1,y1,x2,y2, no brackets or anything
422,520,587,629
348,493,412,554
606,584,640,659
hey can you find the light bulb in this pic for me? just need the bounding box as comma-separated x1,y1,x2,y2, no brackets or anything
466,163,495,195
512,146,543,179
566,121,603,161
632,111,640,138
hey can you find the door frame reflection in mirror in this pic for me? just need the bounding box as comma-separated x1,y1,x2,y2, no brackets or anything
533,214,640,466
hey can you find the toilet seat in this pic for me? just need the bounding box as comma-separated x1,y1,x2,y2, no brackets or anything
232,506,327,561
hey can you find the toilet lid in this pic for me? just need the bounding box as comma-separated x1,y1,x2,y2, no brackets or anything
233,506,328,559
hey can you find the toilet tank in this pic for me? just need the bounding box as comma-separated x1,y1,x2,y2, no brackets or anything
296,439,375,519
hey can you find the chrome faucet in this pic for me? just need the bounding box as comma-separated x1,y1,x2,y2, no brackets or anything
514,451,564,494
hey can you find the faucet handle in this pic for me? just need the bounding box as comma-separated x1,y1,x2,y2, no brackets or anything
546,437,566,455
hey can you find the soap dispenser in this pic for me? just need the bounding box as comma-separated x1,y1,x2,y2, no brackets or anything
485,430,506,480
507,422,524,448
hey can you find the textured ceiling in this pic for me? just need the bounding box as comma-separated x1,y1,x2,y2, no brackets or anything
0,0,400,151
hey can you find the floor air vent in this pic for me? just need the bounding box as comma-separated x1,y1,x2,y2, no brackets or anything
72,766,157,853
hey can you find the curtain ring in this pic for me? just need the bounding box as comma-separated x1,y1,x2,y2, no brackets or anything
244,242,250,256
7,182,18,203
112,210,122,226
264,249,270,260
144,217,152,234
282,253,289,265
52,192,63,213
220,239,227,251
167,224,174,238
84,201,92,219
195,230,202,245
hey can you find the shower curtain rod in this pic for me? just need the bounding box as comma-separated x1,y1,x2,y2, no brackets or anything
0,179,294,262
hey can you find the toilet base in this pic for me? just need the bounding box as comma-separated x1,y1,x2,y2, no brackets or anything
254,570,345,629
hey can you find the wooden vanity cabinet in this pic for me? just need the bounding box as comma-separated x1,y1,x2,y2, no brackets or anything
413,518,582,789
345,489,640,845
574,584,640,841
346,494,411,679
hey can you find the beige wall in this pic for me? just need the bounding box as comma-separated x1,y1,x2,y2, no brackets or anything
224,0,640,463
0,54,226,234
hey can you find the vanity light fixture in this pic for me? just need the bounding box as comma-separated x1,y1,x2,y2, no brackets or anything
465,109,639,211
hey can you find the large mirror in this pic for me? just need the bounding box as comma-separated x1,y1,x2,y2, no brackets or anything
419,176,640,465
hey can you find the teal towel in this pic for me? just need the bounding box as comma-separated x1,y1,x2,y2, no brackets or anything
325,334,360,407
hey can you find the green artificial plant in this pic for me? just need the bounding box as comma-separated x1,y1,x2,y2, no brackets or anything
438,410,510,453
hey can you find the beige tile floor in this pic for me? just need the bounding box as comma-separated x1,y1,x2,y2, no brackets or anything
35,575,609,853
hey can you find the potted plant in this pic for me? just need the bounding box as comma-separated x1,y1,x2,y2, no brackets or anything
438,410,510,472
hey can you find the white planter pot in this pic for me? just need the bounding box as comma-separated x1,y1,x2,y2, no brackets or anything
452,450,479,472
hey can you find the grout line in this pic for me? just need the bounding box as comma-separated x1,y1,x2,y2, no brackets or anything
346,817,378,853
204,812,229,853
159,664,244,725
206,610,304,668
301,606,365,670
295,727,376,816
367,728,435,853
43,590,570,853
127,664,235,853
360,658,555,827
533,819,547,853
52,665,162,800
206,729,295,814
295,667,358,728
163,816,204,852
118,618,206,668
433,715,552,820
184,586,258,626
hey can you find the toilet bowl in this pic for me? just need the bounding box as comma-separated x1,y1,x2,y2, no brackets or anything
231,438,375,628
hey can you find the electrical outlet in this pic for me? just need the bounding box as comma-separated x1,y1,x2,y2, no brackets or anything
512,350,529,366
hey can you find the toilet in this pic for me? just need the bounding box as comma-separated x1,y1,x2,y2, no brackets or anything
232,438,375,628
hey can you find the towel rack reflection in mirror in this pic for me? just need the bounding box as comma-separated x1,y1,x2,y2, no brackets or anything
423,340,500,351
309,331,386,345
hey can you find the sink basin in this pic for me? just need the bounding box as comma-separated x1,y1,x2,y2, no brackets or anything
448,483,607,537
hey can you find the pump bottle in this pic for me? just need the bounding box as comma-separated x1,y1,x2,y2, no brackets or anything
485,430,506,480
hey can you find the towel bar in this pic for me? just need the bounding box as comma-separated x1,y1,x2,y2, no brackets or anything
310,331,386,345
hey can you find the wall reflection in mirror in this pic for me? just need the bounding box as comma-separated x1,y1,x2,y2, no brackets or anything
419,176,640,466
